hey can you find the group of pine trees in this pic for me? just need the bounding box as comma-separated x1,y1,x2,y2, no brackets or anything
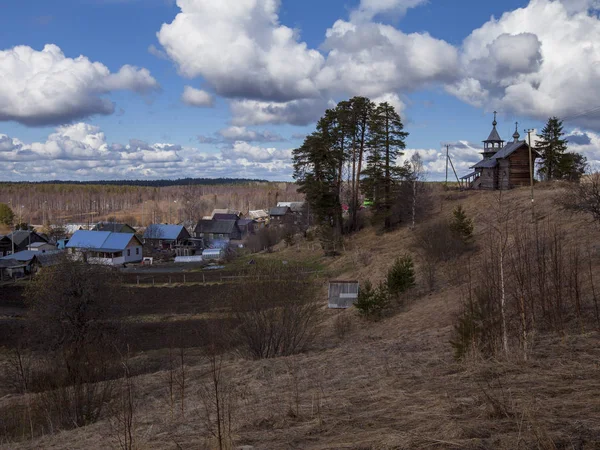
293,97,417,251
536,117,587,181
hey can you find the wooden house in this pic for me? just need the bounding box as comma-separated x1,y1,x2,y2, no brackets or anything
143,224,191,248
269,206,294,225
464,113,538,190
91,222,136,233
0,235,12,257
194,220,241,243
4,230,49,253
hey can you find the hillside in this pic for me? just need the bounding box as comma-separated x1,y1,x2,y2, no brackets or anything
2,184,600,449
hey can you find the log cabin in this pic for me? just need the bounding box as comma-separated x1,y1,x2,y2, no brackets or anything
463,113,539,190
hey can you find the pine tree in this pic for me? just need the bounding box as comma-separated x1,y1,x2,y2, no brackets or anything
536,117,568,181
0,203,14,226
293,111,344,253
449,205,474,242
556,152,587,181
362,102,409,230
386,255,416,297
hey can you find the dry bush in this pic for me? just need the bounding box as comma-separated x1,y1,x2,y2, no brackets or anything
352,249,372,268
197,352,239,450
560,171,600,222
246,227,280,253
452,218,599,360
333,314,353,339
414,220,471,290
19,260,125,430
229,264,321,359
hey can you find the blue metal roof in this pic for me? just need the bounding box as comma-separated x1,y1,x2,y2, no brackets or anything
0,250,37,262
143,224,187,240
66,231,111,249
66,230,139,252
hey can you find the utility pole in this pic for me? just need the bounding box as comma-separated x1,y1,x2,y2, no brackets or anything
445,144,449,187
525,129,535,223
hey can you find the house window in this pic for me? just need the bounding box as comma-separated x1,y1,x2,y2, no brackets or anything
127,249,131,257
136,248,139,255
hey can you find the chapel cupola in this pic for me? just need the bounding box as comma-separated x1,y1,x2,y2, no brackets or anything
482,111,505,159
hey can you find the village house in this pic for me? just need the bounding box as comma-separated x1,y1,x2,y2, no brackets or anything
203,209,242,221
91,222,136,233
248,210,269,228
268,206,294,225
194,219,241,246
3,230,49,254
0,250,64,280
236,218,257,238
463,113,539,190
0,259,28,281
143,224,191,249
27,242,58,253
0,235,12,257
67,230,143,265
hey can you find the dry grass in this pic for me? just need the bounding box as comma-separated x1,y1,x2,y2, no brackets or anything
3,184,600,449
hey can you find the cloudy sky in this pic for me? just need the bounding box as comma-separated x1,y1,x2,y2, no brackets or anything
1,0,600,182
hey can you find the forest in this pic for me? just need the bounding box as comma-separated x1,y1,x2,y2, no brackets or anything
0,181,302,227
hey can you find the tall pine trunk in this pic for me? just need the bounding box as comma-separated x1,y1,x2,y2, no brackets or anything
384,113,391,230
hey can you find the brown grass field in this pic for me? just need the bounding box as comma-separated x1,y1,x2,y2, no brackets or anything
1,183,600,449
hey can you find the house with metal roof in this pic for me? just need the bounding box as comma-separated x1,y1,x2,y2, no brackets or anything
208,209,242,219
277,201,305,213
143,224,191,247
0,258,28,281
27,242,58,253
269,206,294,225
194,219,241,244
91,222,136,234
463,113,539,190
66,230,143,265
3,230,49,254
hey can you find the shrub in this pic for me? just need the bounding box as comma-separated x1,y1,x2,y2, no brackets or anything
386,255,416,297
230,264,321,359
354,280,390,319
333,314,353,338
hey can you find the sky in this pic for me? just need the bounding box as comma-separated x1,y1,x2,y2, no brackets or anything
1,0,600,182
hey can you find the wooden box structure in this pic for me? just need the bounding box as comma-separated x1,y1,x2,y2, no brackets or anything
328,280,359,309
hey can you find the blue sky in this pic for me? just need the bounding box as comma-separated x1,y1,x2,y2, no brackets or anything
1,0,600,181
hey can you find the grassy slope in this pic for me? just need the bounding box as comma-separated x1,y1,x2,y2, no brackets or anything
5,184,600,449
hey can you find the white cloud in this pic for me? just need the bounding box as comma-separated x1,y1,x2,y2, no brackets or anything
0,123,294,181
317,20,459,99
221,141,292,162
181,86,215,107
449,0,600,130
155,0,452,126
157,0,324,102
351,0,428,22
218,126,284,142
230,98,334,126
373,93,407,116
0,44,159,126
400,141,484,180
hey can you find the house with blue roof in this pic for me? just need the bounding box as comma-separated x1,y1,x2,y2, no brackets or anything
143,224,191,249
464,113,539,190
66,230,143,266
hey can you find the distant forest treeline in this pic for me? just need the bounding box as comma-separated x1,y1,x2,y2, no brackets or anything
0,177,268,188
0,181,302,226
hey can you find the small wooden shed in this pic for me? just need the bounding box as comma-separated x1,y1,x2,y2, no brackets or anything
328,280,359,309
